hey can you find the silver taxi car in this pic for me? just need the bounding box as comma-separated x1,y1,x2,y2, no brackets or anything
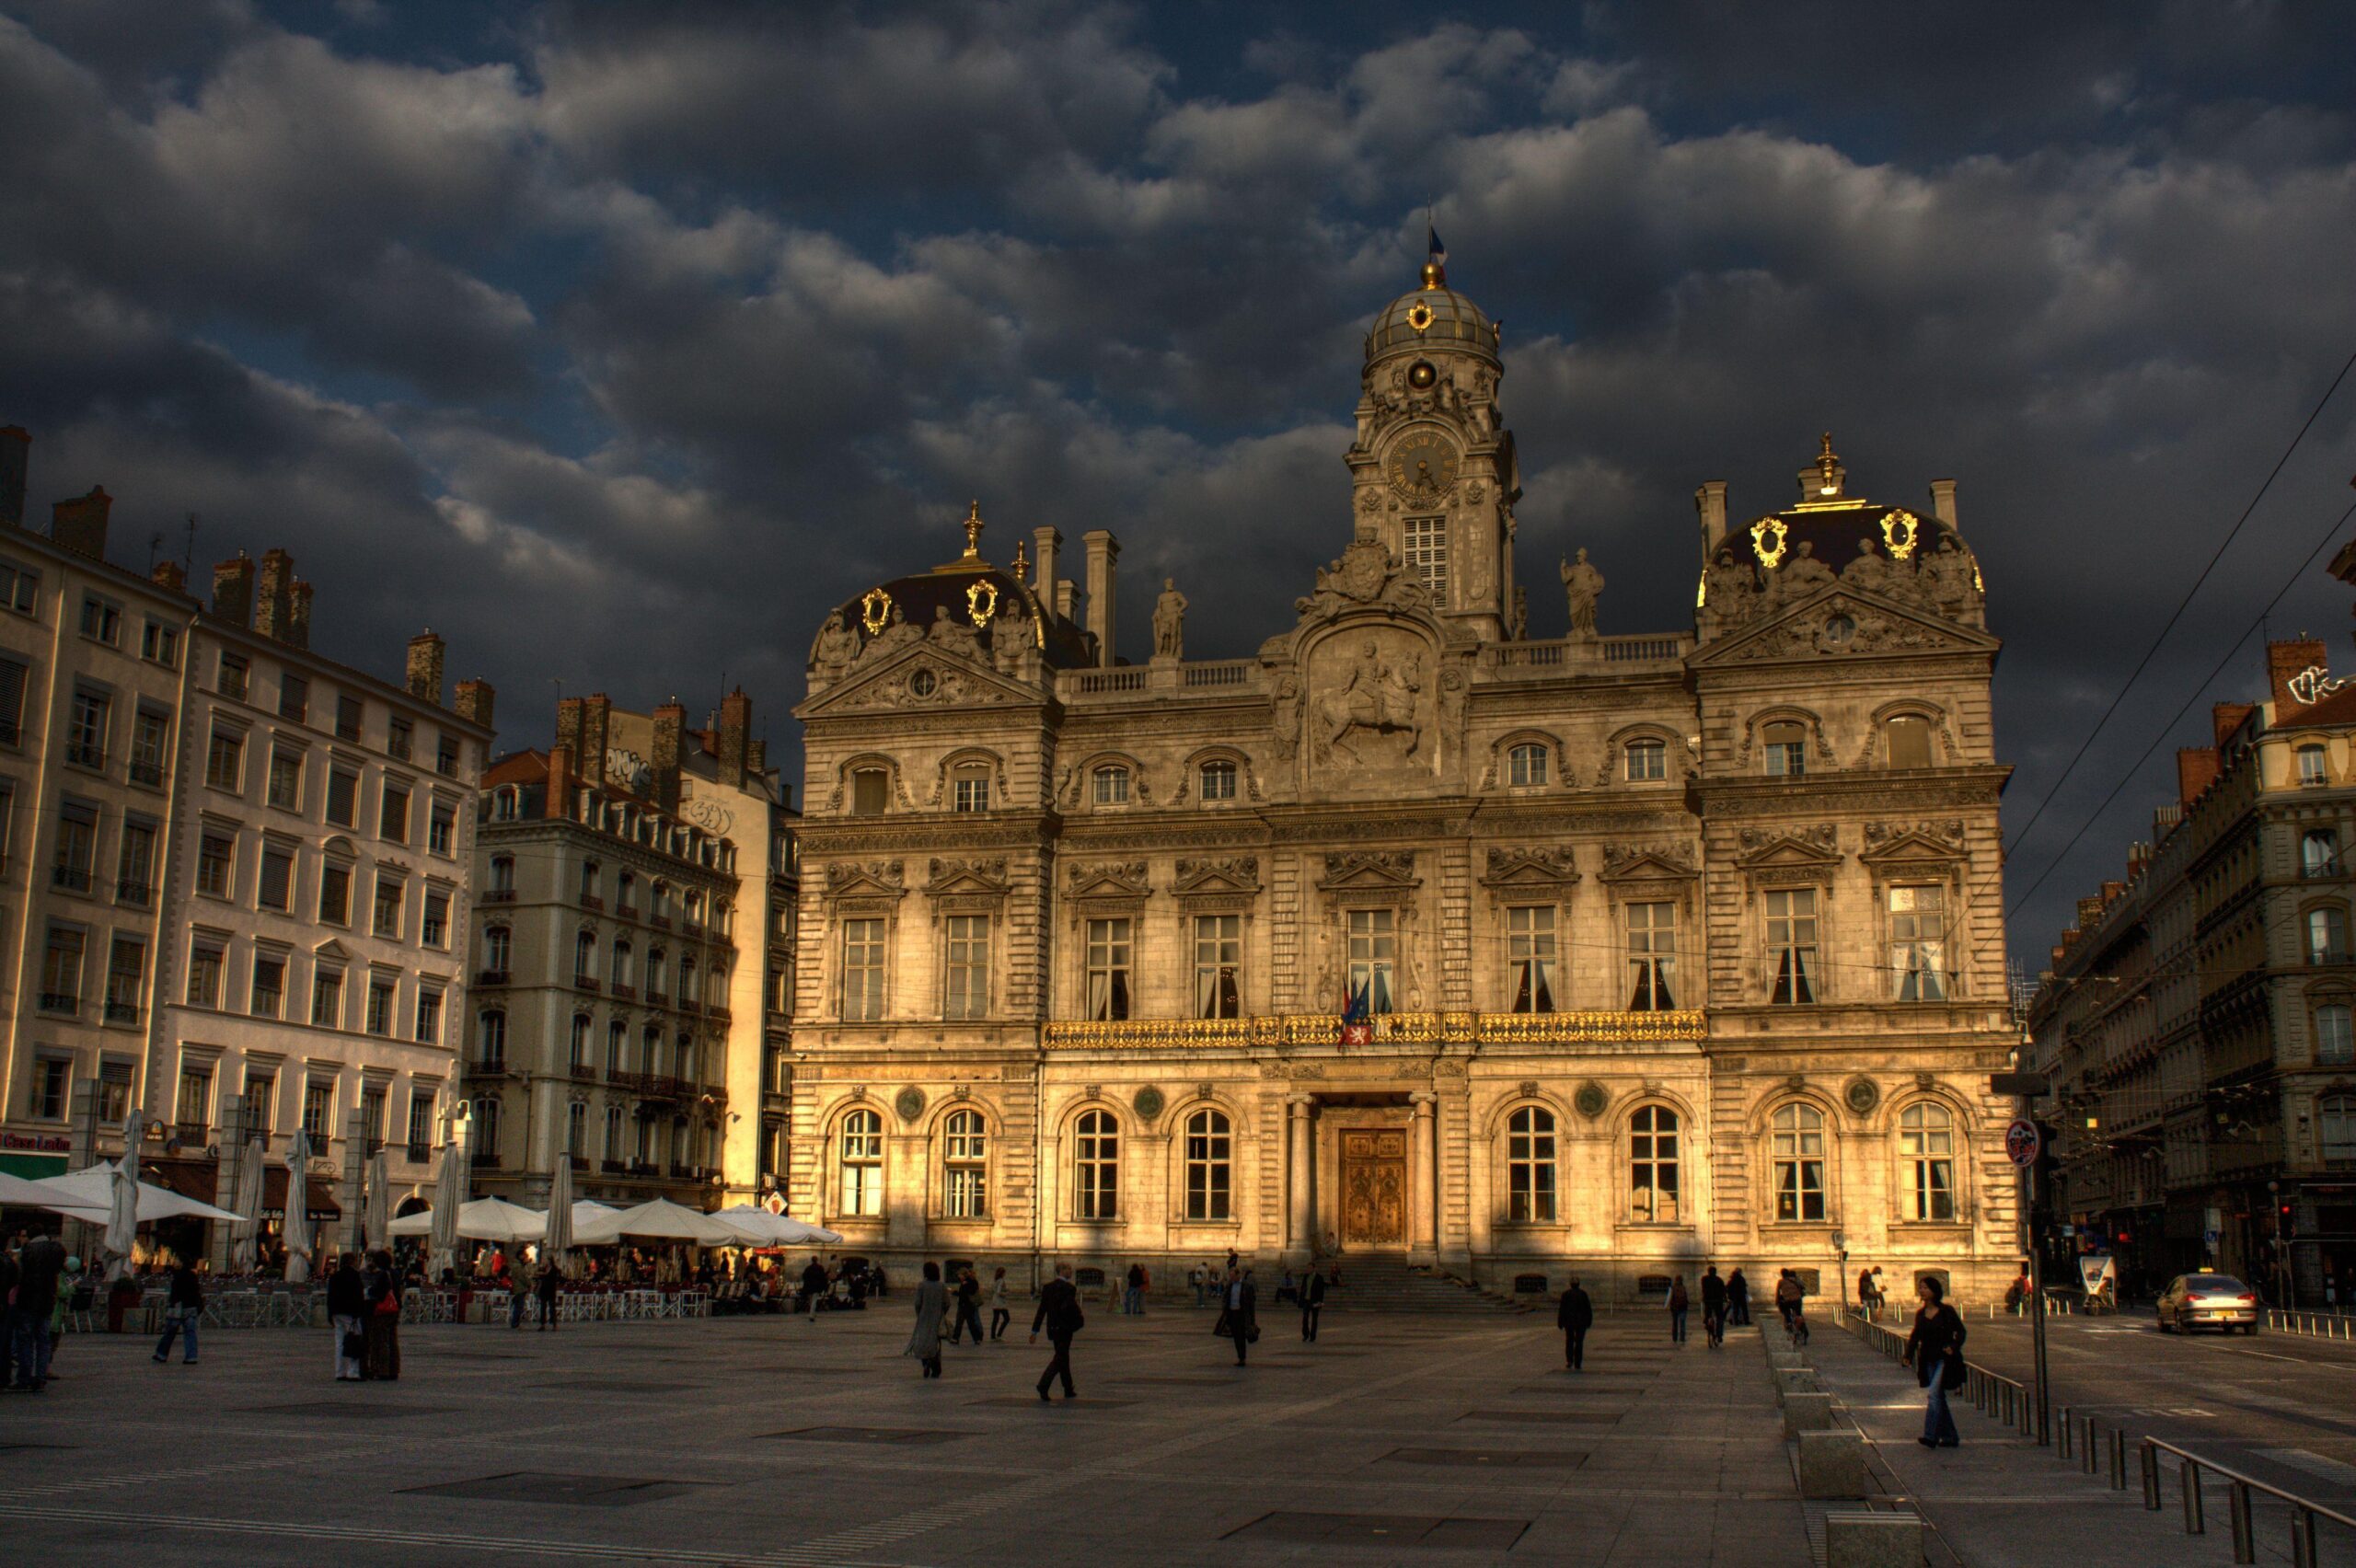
2155,1272,2259,1335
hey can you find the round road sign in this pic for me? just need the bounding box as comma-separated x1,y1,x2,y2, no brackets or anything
2004,1118,2040,1168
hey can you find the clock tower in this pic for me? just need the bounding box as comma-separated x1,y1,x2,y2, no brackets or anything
1345,251,1521,643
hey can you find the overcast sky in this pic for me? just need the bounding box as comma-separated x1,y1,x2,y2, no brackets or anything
4,1,2353,969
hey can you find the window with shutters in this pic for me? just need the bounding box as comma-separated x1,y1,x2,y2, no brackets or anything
318,861,351,925
850,767,888,815
0,656,27,744
205,726,244,791
259,846,294,911
267,748,302,811
249,952,285,1018
387,716,411,762
279,674,307,722
197,831,233,898
335,695,364,742
131,707,169,787
379,783,409,843
325,767,357,826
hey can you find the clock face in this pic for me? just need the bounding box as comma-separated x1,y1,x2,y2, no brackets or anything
1387,431,1461,505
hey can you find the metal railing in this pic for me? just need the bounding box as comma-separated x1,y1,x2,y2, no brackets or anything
2266,1308,2356,1341
1846,1308,2035,1436
2137,1435,2356,1567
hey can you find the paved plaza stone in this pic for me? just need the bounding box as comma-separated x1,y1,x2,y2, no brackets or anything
0,1308,1814,1567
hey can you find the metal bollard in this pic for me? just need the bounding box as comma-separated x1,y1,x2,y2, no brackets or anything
2292,1506,2320,1568
2183,1458,2204,1535
2141,1441,2161,1510
2084,1416,2100,1475
2059,1407,2073,1459
2230,1481,2255,1564
2109,1426,2128,1491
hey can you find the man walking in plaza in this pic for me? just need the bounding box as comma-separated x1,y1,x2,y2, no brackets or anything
1031,1262,1084,1401
802,1256,829,1319
12,1226,65,1390
952,1266,984,1345
1222,1268,1258,1366
1125,1261,1147,1317
1299,1266,1326,1341
535,1259,560,1330
1727,1266,1750,1326
1700,1264,1727,1349
1558,1276,1593,1370
987,1266,1011,1342
329,1252,367,1381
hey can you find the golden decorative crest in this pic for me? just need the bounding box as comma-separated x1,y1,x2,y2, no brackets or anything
1878,508,1921,560
860,587,895,637
1404,299,1434,332
1749,516,1789,571
965,578,999,628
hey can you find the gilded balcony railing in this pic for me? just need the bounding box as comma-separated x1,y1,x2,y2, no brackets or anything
1042,1009,1707,1050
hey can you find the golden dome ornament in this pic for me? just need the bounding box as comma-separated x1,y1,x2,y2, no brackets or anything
860,587,895,637
1749,516,1789,571
1879,509,1921,560
1405,299,1434,332
966,578,999,628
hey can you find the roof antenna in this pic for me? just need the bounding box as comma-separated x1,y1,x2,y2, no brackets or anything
182,513,197,571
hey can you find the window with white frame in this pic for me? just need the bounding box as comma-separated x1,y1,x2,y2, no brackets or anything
1771,1102,1827,1221
1085,917,1132,1020
1767,888,1819,1004
943,915,988,1020
1626,901,1677,1009
1194,914,1240,1019
1888,885,1948,1000
838,1107,884,1215
1625,738,1667,781
942,1108,987,1217
1506,905,1555,1012
2300,744,2329,786
2316,1002,2354,1066
1630,1105,1679,1223
1091,765,1129,805
1403,515,1449,598
1073,1109,1119,1219
841,918,885,1021
1762,721,1807,778
951,764,989,813
1899,1101,1956,1221
1507,742,1548,788
1184,1107,1232,1221
1507,1105,1557,1222
1199,760,1237,801
1347,908,1396,1014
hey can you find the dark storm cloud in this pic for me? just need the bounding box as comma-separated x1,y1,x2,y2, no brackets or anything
1,0,2351,961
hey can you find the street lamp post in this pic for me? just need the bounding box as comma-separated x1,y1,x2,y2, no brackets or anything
1995,1055,2053,1446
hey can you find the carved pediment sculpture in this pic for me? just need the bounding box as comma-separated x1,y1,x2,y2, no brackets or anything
927,857,1011,894
1173,856,1261,894
824,859,907,896
1860,820,1969,872
1066,859,1151,899
1734,825,1841,885
1319,849,1417,890
1480,847,1578,887
1599,844,1699,882
1291,536,1435,626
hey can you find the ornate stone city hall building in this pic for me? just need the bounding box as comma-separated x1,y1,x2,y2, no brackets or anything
786,259,2019,1300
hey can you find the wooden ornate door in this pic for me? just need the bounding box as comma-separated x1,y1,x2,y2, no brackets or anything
1340,1129,1407,1248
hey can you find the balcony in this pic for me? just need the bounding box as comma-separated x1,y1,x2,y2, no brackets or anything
1041,1007,1711,1050
629,1159,659,1176
174,1120,207,1147
572,974,600,993
650,915,671,931
618,905,639,922
472,1056,506,1076
668,1163,692,1180
470,1150,501,1169
130,761,165,787
568,1154,589,1171
406,1141,431,1163
64,743,106,770
475,969,511,987
483,888,515,904
610,983,637,1001
708,1005,732,1023
647,990,671,1009
569,1062,596,1080
103,1000,139,1026
600,1158,626,1174
683,921,703,940
116,878,152,905
580,894,604,912
51,864,92,893
38,991,79,1014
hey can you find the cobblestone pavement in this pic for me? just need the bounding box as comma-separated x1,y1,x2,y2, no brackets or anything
0,1304,1809,1567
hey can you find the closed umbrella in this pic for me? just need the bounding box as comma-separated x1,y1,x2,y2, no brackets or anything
364,1148,391,1253
543,1157,574,1272
282,1129,313,1283
104,1114,140,1279
228,1137,267,1270
428,1134,465,1275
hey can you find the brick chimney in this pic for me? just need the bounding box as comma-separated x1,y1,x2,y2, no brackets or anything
2268,636,2331,714
555,696,585,765
0,426,27,529
2076,895,2105,928
651,699,686,813
2177,746,2222,807
455,678,495,732
718,687,751,788
579,695,611,790
405,630,445,706
747,737,767,779
51,486,111,559
1082,529,1118,667
1692,480,1727,547
546,744,574,820
2212,701,2258,746
1929,478,1958,528
213,554,256,625
285,581,313,650
151,559,187,594
255,548,295,641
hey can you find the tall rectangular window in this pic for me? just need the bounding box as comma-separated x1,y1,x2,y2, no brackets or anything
1507,905,1556,1013
250,953,285,1018
141,619,179,667
243,1072,275,1132
259,845,294,911
65,688,108,769
415,987,443,1044
335,695,364,742
1762,721,1807,778
176,1066,213,1136
52,801,96,892
267,748,303,811
1888,885,1948,1000
318,861,351,925
942,915,988,1020
95,1060,133,1123
311,968,343,1028
31,1057,71,1119
1403,516,1449,599
205,726,244,790
362,1085,387,1150
131,707,169,786
1194,914,1241,1019
40,924,85,1011
0,656,27,744
387,716,412,761
372,874,403,939
428,805,454,854
951,767,989,813
1346,908,1396,1014
0,559,39,615
1627,902,1678,1010
279,674,307,723
1085,917,1132,1020
197,831,233,897
841,917,885,1021
1766,888,1819,1004
103,937,145,1025
186,939,224,1008
217,652,248,701
325,768,358,827
422,888,449,947
379,783,409,843
407,1090,434,1159
79,594,121,644
366,975,394,1036
301,1078,332,1140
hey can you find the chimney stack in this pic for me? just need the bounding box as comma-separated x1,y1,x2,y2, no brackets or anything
213,554,256,625
555,697,585,764
580,695,611,790
151,559,187,594
2269,637,2331,714
1055,579,1078,621
1032,525,1062,604
2177,746,2222,808
405,630,445,706
748,737,767,778
1082,529,1118,667
718,687,751,788
0,426,27,529
1692,480,1727,548
651,699,686,813
455,678,495,732
546,744,574,821
285,581,313,650
1929,478,1958,528
255,548,295,641
51,486,112,559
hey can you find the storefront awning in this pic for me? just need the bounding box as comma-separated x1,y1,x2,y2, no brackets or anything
0,1150,69,1179
144,1159,224,1205
261,1167,341,1220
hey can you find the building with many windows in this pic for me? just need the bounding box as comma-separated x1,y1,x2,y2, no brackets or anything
467,690,794,1210
2031,619,2356,1305
0,429,200,1182
783,259,2018,1300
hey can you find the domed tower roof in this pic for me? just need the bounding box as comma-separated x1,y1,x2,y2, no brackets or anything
821,502,1092,669
1365,259,1500,370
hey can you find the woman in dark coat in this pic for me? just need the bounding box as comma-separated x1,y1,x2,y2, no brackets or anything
1903,1275,1967,1448
905,1262,947,1378
361,1249,403,1381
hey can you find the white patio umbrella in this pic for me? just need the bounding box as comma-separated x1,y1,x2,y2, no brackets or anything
363,1148,391,1253
388,1196,545,1242
710,1205,842,1247
31,1167,247,1224
571,1197,739,1247
428,1134,466,1274
228,1137,267,1270
543,1157,575,1270
0,1170,102,1217
282,1129,313,1283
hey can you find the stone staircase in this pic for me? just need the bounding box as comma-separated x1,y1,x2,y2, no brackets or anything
1315,1255,1531,1314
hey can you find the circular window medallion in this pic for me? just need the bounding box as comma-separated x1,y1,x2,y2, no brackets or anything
908,667,938,698
1822,614,1855,647
1844,1077,1880,1116
1406,358,1437,388
1574,1081,1609,1119
1404,300,1434,332
895,1086,927,1124
1132,1085,1165,1122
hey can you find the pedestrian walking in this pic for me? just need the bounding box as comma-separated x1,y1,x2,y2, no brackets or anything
329,1252,367,1382
1774,1269,1810,1346
508,1255,530,1329
953,1266,985,1345
907,1262,947,1378
1299,1269,1326,1341
1189,1262,1206,1309
11,1227,66,1390
1220,1269,1258,1366
1125,1261,1147,1317
535,1259,560,1330
362,1249,402,1380
1701,1265,1727,1348
1668,1274,1690,1343
1558,1276,1593,1369
1857,1265,1879,1318
802,1257,829,1319
1031,1262,1084,1401
1727,1266,1750,1327
151,1259,203,1366
1904,1275,1967,1448
987,1266,1011,1342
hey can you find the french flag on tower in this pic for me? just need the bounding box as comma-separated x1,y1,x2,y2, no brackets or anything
1338,980,1374,1049
1426,222,1446,268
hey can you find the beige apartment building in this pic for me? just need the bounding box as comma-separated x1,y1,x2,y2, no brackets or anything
0,429,199,1181
467,691,795,1211
784,259,2019,1301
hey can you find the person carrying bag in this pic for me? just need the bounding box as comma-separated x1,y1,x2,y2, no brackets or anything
1903,1275,1968,1448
